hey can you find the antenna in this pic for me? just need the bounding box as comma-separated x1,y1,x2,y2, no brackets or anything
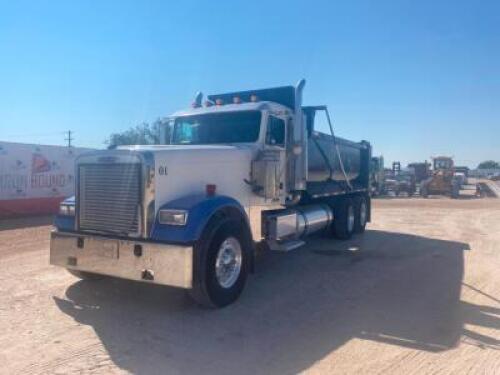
65,130,73,147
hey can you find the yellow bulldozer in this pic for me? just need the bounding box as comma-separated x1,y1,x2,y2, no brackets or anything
420,156,460,198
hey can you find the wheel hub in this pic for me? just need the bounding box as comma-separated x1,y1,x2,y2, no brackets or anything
215,237,242,289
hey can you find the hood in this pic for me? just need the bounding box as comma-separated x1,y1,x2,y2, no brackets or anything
77,144,257,167
117,144,258,165
151,144,256,210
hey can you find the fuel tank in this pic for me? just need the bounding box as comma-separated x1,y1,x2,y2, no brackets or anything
307,132,363,183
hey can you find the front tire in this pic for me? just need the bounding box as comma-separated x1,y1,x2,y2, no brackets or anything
190,218,251,308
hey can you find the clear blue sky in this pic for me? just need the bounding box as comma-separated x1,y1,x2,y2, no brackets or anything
1,0,499,167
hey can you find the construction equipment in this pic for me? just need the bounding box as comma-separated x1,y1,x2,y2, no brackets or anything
392,162,416,196
370,156,385,196
394,171,416,196
454,166,469,186
383,162,416,196
420,156,460,198
407,161,430,184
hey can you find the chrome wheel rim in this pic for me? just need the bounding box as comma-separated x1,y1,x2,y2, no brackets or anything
360,202,367,227
347,205,355,233
215,237,242,289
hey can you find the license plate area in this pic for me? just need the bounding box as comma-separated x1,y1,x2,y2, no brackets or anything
79,237,119,259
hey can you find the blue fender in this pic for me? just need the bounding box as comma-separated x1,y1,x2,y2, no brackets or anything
150,194,249,244
54,196,76,231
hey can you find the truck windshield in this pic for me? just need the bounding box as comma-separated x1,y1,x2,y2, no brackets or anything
171,111,261,145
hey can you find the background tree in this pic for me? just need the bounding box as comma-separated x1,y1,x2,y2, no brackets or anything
477,160,499,169
106,118,169,149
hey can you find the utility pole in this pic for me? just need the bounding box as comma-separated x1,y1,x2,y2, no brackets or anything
65,130,73,147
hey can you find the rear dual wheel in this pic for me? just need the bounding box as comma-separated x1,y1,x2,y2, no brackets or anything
354,196,368,233
331,196,368,240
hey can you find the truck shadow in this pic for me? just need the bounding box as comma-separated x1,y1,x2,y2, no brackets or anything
54,230,500,375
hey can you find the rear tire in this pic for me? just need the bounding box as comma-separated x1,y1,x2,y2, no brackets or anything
189,218,251,308
331,197,355,240
354,196,368,233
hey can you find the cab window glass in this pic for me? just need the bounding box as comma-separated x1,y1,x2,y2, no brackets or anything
172,111,261,144
266,116,285,146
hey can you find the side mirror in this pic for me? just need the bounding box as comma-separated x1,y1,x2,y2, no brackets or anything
305,111,314,137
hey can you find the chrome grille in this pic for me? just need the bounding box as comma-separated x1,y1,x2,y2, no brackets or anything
78,163,142,235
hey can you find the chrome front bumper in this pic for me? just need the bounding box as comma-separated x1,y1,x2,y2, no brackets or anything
50,231,193,289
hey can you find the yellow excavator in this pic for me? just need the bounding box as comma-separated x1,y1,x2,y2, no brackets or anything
420,156,460,198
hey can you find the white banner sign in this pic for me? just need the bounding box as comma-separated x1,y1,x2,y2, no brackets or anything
0,142,93,201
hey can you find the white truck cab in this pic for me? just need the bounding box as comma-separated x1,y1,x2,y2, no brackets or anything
51,80,372,307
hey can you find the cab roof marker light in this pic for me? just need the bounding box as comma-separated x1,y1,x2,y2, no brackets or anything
215,98,224,106
233,96,242,104
250,94,259,102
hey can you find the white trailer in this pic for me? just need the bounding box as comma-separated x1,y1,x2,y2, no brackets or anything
50,80,372,307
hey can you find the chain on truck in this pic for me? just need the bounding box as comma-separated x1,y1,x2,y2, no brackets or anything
50,80,372,308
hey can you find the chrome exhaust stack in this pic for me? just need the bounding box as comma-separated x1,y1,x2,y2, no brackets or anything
293,79,307,191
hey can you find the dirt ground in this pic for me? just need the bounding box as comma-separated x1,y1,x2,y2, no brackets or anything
1,197,499,375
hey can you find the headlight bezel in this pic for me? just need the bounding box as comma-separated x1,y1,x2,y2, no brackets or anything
158,209,188,226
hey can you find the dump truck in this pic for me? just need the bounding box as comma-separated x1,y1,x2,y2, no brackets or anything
421,156,460,198
50,80,372,308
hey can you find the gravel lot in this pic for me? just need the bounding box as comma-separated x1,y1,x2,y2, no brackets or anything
1,197,499,375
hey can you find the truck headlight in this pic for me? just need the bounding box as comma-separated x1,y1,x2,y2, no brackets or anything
59,203,75,216
159,209,188,226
